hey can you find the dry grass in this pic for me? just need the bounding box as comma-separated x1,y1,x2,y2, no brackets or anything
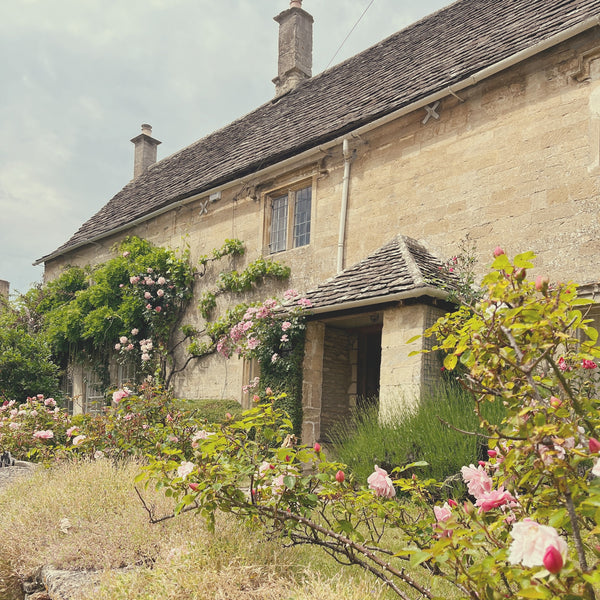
0,459,394,600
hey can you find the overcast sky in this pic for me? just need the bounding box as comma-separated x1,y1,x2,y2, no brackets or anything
0,0,450,295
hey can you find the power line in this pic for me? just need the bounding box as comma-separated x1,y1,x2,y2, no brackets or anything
324,0,376,71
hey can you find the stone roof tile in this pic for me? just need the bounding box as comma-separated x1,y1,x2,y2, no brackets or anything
305,235,455,311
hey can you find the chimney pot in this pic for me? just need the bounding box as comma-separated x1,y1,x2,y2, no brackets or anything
130,124,161,180
273,2,313,96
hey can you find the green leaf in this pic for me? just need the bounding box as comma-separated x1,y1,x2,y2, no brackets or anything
517,586,551,599
409,550,432,568
444,353,458,370
283,475,296,490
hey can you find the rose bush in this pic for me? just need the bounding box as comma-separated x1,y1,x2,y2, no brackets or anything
137,250,600,600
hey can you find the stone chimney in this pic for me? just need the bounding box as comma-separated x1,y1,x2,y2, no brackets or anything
0,280,9,299
273,1,313,96
130,124,161,180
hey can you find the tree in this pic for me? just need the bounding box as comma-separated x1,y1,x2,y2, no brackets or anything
0,297,60,401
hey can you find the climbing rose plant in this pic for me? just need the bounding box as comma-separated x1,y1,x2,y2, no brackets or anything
137,250,600,600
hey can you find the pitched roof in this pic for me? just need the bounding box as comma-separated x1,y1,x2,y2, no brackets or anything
305,235,456,313
40,0,600,262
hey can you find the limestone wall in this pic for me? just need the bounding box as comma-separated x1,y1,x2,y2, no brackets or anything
43,30,600,404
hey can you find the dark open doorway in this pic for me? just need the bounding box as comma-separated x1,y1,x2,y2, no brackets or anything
357,325,382,410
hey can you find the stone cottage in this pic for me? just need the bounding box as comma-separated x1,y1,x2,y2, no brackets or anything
37,0,600,443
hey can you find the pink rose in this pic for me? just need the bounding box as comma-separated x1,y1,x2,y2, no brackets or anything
119,336,128,344
558,357,570,372
33,430,54,439
335,470,345,483
157,289,165,297
130,276,140,284
157,276,166,285
281,321,292,331
508,519,567,569
144,291,152,299
155,306,162,313
582,359,597,370
72,435,86,446
112,389,130,404
131,328,139,335
367,465,396,498
434,502,453,523
114,343,121,350
493,246,504,257
177,461,195,480
461,464,493,499
475,486,514,512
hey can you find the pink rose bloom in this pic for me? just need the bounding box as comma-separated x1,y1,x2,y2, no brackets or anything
126,343,134,351
434,502,453,523
112,389,130,404
461,464,493,499
558,357,570,372
147,267,153,273
157,288,165,297
129,276,140,284
281,321,292,331
44,397,56,407
155,306,162,313
141,353,151,361
367,465,396,498
30,410,38,417
131,328,139,335
271,353,279,363
508,519,568,568
8,422,20,430
146,303,152,310
114,343,121,350
33,430,54,439
280,334,289,342
119,336,128,344
144,277,154,285
157,276,166,285
475,486,515,512
582,359,597,369
72,435,86,446
283,289,298,300
66,426,78,437
144,291,152,299
247,337,259,350
177,461,195,480
297,298,312,308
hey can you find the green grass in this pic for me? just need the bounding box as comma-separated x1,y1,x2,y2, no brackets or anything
0,459,404,600
174,398,244,423
330,385,505,496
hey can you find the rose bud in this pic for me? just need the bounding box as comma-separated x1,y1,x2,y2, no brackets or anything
535,275,549,294
493,246,505,257
550,396,562,408
314,442,321,453
514,268,526,281
488,449,498,458
448,499,458,508
543,545,564,574
189,483,199,492
589,437,600,454
335,470,345,483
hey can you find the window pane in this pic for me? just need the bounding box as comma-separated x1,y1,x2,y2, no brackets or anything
270,195,288,253
293,186,311,248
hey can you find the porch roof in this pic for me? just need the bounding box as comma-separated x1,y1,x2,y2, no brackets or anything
305,236,456,314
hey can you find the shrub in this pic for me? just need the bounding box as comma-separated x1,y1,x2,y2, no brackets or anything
330,384,505,491
175,398,244,423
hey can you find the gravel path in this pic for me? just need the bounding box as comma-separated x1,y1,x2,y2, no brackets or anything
0,462,38,493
